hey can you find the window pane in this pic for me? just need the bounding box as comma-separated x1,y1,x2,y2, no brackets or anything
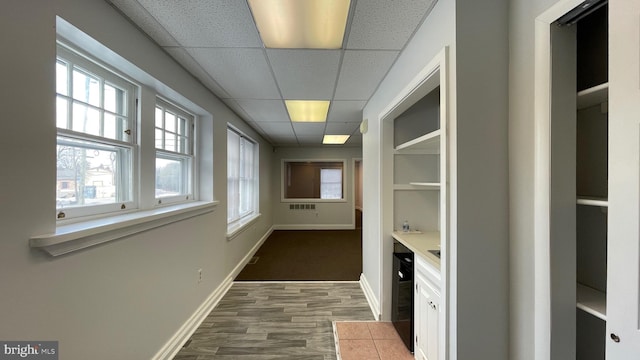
72,103,100,136
56,139,131,208
56,97,69,129
72,69,100,107
156,157,183,197
178,136,187,154
165,132,176,152
155,107,163,128
56,61,68,96
165,112,176,133
104,83,126,115
155,129,163,149
178,117,187,136
321,168,342,199
104,114,127,141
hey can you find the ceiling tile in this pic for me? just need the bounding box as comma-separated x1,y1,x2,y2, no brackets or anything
346,0,436,50
346,133,362,145
297,135,324,145
134,0,262,47
109,0,180,47
327,101,366,122
235,100,289,122
255,121,295,136
187,48,281,100
271,136,300,146
266,49,341,99
325,122,360,135
292,123,326,136
334,50,399,100
164,47,230,98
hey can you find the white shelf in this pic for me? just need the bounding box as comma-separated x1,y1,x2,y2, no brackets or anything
395,129,441,153
577,82,608,110
394,183,440,191
577,196,608,207
577,283,607,321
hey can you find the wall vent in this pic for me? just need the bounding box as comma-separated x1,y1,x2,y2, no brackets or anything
289,203,316,210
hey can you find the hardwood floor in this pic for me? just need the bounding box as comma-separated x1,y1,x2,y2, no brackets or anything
173,282,375,360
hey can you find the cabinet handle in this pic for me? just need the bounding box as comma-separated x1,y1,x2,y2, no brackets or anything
610,333,621,343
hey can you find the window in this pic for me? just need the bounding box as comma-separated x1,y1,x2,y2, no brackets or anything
227,127,258,227
56,45,136,218
283,161,345,200
56,42,199,221
320,168,343,199
155,99,194,204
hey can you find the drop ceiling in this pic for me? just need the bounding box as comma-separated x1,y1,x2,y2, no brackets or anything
107,0,437,147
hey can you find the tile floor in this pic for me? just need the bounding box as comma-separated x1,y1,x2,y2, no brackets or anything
334,321,414,360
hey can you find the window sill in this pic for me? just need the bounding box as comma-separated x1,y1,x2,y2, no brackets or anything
30,201,218,256
227,213,261,240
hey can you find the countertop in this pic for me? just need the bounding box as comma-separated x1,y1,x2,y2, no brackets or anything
392,231,441,269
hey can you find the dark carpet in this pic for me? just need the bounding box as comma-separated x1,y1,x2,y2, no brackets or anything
235,229,363,281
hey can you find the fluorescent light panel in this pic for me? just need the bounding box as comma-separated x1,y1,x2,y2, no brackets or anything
285,100,330,122
323,135,350,144
248,0,351,49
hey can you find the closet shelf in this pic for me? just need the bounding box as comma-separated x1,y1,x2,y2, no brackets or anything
395,129,441,153
576,196,608,207
577,82,608,110
577,283,607,321
394,183,440,191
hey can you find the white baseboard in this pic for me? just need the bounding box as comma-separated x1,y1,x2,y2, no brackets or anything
152,276,233,360
152,226,274,360
273,224,355,230
359,273,380,320
229,225,274,279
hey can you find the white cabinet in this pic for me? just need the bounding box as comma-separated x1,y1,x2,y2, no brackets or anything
415,255,440,360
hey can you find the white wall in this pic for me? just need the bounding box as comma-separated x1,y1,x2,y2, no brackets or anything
0,1,272,359
363,0,510,358
362,0,456,326
508,1,565,359
271,146,362,229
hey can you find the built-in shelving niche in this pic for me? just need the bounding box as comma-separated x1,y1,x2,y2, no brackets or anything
393,86,441,233
575,5,608,359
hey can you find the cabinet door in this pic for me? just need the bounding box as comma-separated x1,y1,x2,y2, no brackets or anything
608,1,640,358
415,273,439,360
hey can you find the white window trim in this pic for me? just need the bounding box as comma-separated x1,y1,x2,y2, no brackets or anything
226,212,262,240
280,159,348,203
30,201,218,256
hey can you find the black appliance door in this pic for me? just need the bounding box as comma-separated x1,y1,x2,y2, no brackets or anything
392,251,414,352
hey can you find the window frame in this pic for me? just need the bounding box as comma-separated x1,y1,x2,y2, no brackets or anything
280,159,347,202
227,126,259,231
154,98,196,205
55,43,138,220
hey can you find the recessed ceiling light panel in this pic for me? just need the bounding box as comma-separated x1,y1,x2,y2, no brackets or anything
286,100,330,122
323,134,350,144
248,0,351,49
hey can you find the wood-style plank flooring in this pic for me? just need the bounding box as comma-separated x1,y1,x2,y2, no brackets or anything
173,282,375,360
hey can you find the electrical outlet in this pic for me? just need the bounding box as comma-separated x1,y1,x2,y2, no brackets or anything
198,268,202,283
